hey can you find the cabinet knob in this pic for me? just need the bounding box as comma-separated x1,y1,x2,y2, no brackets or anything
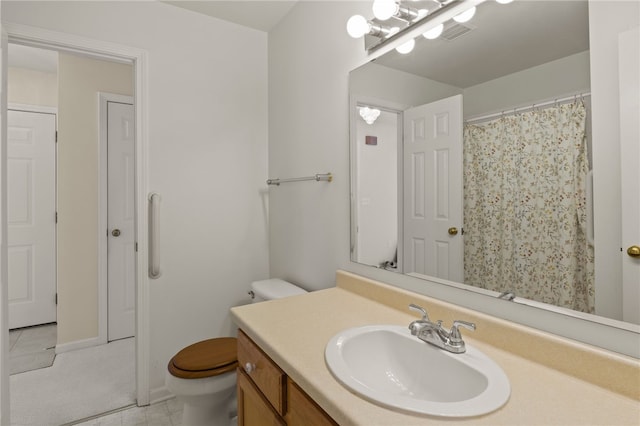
244,362,256,374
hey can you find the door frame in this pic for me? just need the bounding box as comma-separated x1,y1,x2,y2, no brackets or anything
2,23,151,414
98,93,134,345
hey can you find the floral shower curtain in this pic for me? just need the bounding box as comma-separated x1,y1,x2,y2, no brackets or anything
463,102,595,313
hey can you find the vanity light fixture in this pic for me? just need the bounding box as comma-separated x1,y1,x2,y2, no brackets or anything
453,6,477,23
373,0,427,23
347,14,399,39
395,38,416,54
359,106,382,124
423,23,444,39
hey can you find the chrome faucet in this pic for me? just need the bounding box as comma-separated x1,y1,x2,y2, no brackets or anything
408,304,476,354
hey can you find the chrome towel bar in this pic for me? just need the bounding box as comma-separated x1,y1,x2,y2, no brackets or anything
267,172,333,186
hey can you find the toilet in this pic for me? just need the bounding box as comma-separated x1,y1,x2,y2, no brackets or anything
166,279,307,426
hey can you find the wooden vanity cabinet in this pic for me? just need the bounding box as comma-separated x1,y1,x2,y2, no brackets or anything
237,330,337,426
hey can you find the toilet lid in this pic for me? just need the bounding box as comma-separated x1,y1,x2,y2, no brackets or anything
169,338,237,378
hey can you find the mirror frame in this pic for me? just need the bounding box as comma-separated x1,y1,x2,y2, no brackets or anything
345,0,640,359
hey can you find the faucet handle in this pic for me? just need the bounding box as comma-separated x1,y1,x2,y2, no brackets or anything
449,320,476,343
408,304,430,322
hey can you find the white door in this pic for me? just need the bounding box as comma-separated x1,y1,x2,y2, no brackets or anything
619,27,640,324
8,110,57,329
107,101,136,341
403,95,463,281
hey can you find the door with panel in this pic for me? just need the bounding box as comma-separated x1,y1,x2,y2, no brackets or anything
619,26,640,324
403,94,463,282
107,100,136,341
8,109,57,329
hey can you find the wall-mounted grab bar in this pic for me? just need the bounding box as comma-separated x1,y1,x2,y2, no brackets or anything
266,172,333,186
148,193,161,279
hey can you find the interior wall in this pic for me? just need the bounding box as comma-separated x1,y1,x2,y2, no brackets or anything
463,50,591,117
7,67,57,107
2,0,269,398
269,1,369,290
56,53,133,345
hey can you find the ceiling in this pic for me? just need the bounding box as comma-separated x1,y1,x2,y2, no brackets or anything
162,0,298,32
374,1,590,88
8,44,58,73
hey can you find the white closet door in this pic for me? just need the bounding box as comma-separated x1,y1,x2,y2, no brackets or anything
107,101,136,341
619,27,640,324
8,110,57,329
403,95,463,281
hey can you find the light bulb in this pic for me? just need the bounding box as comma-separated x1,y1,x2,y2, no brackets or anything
395,38,415,54
386,27,400,38
373,0,398,21
453,6,476,23
347,15,370,38
414,9,429,22
422,23,444,40
496,0,514,3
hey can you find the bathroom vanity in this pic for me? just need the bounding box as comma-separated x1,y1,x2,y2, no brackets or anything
231,271,639,425
236,330,336,425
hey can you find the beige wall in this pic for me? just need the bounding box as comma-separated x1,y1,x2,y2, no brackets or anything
8,67,57,107
57,53,133,345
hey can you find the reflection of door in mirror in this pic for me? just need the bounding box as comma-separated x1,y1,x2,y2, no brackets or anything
619,26,640,324
353,105,400,270
403,95,463,282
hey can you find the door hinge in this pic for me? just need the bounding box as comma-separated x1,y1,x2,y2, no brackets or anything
55,131,58,143
461,227,464,235
135,242,138,252
55,293,58,305
55,212,58,223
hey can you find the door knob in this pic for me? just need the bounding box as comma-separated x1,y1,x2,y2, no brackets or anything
111,229,121,237
448,227,458,236
627,245,640,258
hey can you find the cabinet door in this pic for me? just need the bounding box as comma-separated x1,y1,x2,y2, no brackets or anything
285,378,338,426
237,369,285,426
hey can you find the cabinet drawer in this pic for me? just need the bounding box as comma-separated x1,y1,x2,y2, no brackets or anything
237,330,286,415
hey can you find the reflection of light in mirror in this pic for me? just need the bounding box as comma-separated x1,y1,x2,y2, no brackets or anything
396,38,416,54
359,107,382,124
453,6,476,23
373,0,397,21
347,15,370,38
423,23,444,39
496,0,514,4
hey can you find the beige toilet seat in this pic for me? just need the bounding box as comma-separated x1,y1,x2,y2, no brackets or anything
168,337,238,379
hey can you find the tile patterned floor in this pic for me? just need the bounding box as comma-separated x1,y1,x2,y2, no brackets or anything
70,399,182,426
9,323,57,375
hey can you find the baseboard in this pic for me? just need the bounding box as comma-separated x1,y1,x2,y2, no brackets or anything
55,336,105,354
150,385,174,405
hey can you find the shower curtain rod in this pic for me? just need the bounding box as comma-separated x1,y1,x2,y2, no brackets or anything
465,92,591,124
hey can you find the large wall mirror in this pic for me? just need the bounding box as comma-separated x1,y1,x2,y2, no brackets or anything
349,0,640,349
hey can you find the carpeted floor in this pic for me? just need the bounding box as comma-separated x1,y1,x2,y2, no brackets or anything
10,338,135,426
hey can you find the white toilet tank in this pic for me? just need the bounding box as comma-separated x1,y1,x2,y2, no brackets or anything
250,278,307,303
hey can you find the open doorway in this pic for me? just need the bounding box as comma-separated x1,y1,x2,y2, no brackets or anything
7,42,137,424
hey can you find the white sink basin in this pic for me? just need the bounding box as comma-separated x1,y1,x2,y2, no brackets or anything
325,325,510,417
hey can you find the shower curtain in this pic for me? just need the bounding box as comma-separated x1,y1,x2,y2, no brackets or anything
463,101,595,313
